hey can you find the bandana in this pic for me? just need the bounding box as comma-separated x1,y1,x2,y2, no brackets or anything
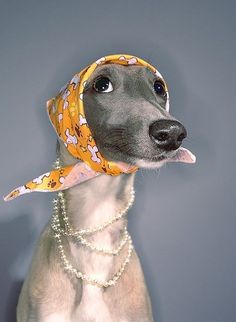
4,54,171,202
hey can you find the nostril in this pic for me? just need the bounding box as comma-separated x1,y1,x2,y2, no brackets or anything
177,132,186,142
155,131,169,142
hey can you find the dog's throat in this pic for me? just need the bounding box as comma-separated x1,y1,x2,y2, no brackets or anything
50,161,135,288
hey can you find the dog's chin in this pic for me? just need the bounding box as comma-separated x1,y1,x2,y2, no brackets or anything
118,154,169,170
134,158,167,169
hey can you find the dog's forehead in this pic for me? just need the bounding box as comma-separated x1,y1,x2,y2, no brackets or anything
87,63,156,82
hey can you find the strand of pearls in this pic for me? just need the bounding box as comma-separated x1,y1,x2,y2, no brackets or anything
51,187,135,237
74,228,129,255
54,230,133,288
51,197,131,256
50,157,135,287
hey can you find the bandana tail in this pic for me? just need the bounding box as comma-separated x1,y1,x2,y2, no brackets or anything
3,163,101,202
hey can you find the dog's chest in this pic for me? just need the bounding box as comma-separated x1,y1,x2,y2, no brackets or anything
69,199,124,281
69,226,125,321
65,195,128,321
74,285,112,321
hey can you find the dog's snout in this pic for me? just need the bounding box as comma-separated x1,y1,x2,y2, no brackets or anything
149,119,187,151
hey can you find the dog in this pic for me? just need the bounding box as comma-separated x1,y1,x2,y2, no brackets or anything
16,61,194,322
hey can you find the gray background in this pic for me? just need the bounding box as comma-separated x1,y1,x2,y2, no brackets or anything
0,0,235,321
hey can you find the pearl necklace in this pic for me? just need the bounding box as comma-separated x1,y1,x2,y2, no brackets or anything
51,158,135,288
51,195,132,256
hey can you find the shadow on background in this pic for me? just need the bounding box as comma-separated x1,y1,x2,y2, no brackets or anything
0,215,31,322
5,280,23,322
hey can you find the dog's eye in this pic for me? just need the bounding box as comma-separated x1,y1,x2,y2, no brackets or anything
154,80,166,97
93,77,113,93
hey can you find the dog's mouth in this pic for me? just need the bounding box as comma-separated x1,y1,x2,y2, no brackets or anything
113,146,196,171
102,141,196,170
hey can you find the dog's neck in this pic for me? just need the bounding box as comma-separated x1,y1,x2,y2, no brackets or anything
58,141,135,246
63,173,135,250
55,142,135,311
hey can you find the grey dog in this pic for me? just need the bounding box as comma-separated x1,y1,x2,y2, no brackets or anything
17,63,194,321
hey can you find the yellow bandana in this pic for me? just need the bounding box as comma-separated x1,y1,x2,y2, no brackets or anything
4,54,168,201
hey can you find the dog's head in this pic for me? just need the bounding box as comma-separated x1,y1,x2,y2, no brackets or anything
83,63,194,169
3,56,196,202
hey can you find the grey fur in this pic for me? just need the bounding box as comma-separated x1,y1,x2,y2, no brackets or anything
16,64,185,322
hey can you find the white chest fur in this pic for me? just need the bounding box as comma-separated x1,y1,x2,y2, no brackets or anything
74,285,112,321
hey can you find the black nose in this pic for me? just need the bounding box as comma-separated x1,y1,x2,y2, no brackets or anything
149,119,187,151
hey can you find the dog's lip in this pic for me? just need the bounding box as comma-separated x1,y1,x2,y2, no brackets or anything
147,147,196,164
105,142,196,167
104,144,167,162
115,147,196,168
